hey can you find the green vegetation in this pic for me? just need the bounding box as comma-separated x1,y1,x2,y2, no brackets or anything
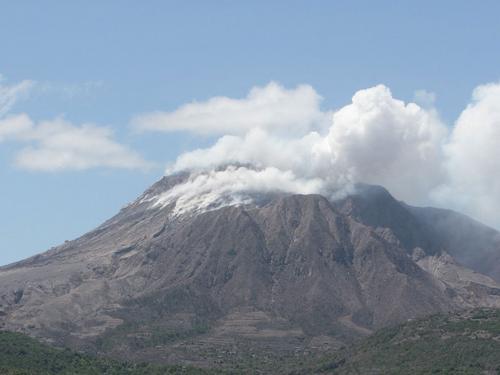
0,331,213,375
308,308,500,374
3,308,500,374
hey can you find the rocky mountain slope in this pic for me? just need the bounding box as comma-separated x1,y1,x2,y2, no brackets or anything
1,170,500,369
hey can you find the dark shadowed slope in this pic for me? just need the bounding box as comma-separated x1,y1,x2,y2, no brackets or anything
407,204,500,282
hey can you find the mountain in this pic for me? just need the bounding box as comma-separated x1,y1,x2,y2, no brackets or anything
1,170,500,371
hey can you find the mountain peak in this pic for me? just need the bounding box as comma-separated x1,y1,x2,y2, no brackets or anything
129,165,324,217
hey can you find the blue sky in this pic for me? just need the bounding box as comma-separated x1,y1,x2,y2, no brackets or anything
1,1,500,266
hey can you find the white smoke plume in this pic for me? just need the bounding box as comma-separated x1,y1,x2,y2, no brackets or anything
138,81,500,229
153,166,325,216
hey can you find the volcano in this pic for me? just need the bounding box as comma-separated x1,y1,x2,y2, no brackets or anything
1,168,500,368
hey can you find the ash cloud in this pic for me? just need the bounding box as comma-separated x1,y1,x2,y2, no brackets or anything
140,81,500,228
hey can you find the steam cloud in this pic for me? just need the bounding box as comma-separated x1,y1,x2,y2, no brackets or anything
152,166,325,216
140,81,500,229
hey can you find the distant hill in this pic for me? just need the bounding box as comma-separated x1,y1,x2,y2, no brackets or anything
0,330,210,375
307,308,500,374
2,309,500,374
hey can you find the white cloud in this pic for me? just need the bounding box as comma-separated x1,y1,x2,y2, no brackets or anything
0,114,34,141
0,115,151,172
132,81,329,135
0,75,34,118
434,82,500,228
4,74,500,228
325,85,448,203
166,84,448,207
0,75,150,172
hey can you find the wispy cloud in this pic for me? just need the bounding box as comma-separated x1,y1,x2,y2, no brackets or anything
132,81,330,136
0,75,34,118
0,115,152,172
35,80,104,100
0,75,151,172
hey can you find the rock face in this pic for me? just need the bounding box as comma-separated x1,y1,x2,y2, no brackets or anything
1,175,500,367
